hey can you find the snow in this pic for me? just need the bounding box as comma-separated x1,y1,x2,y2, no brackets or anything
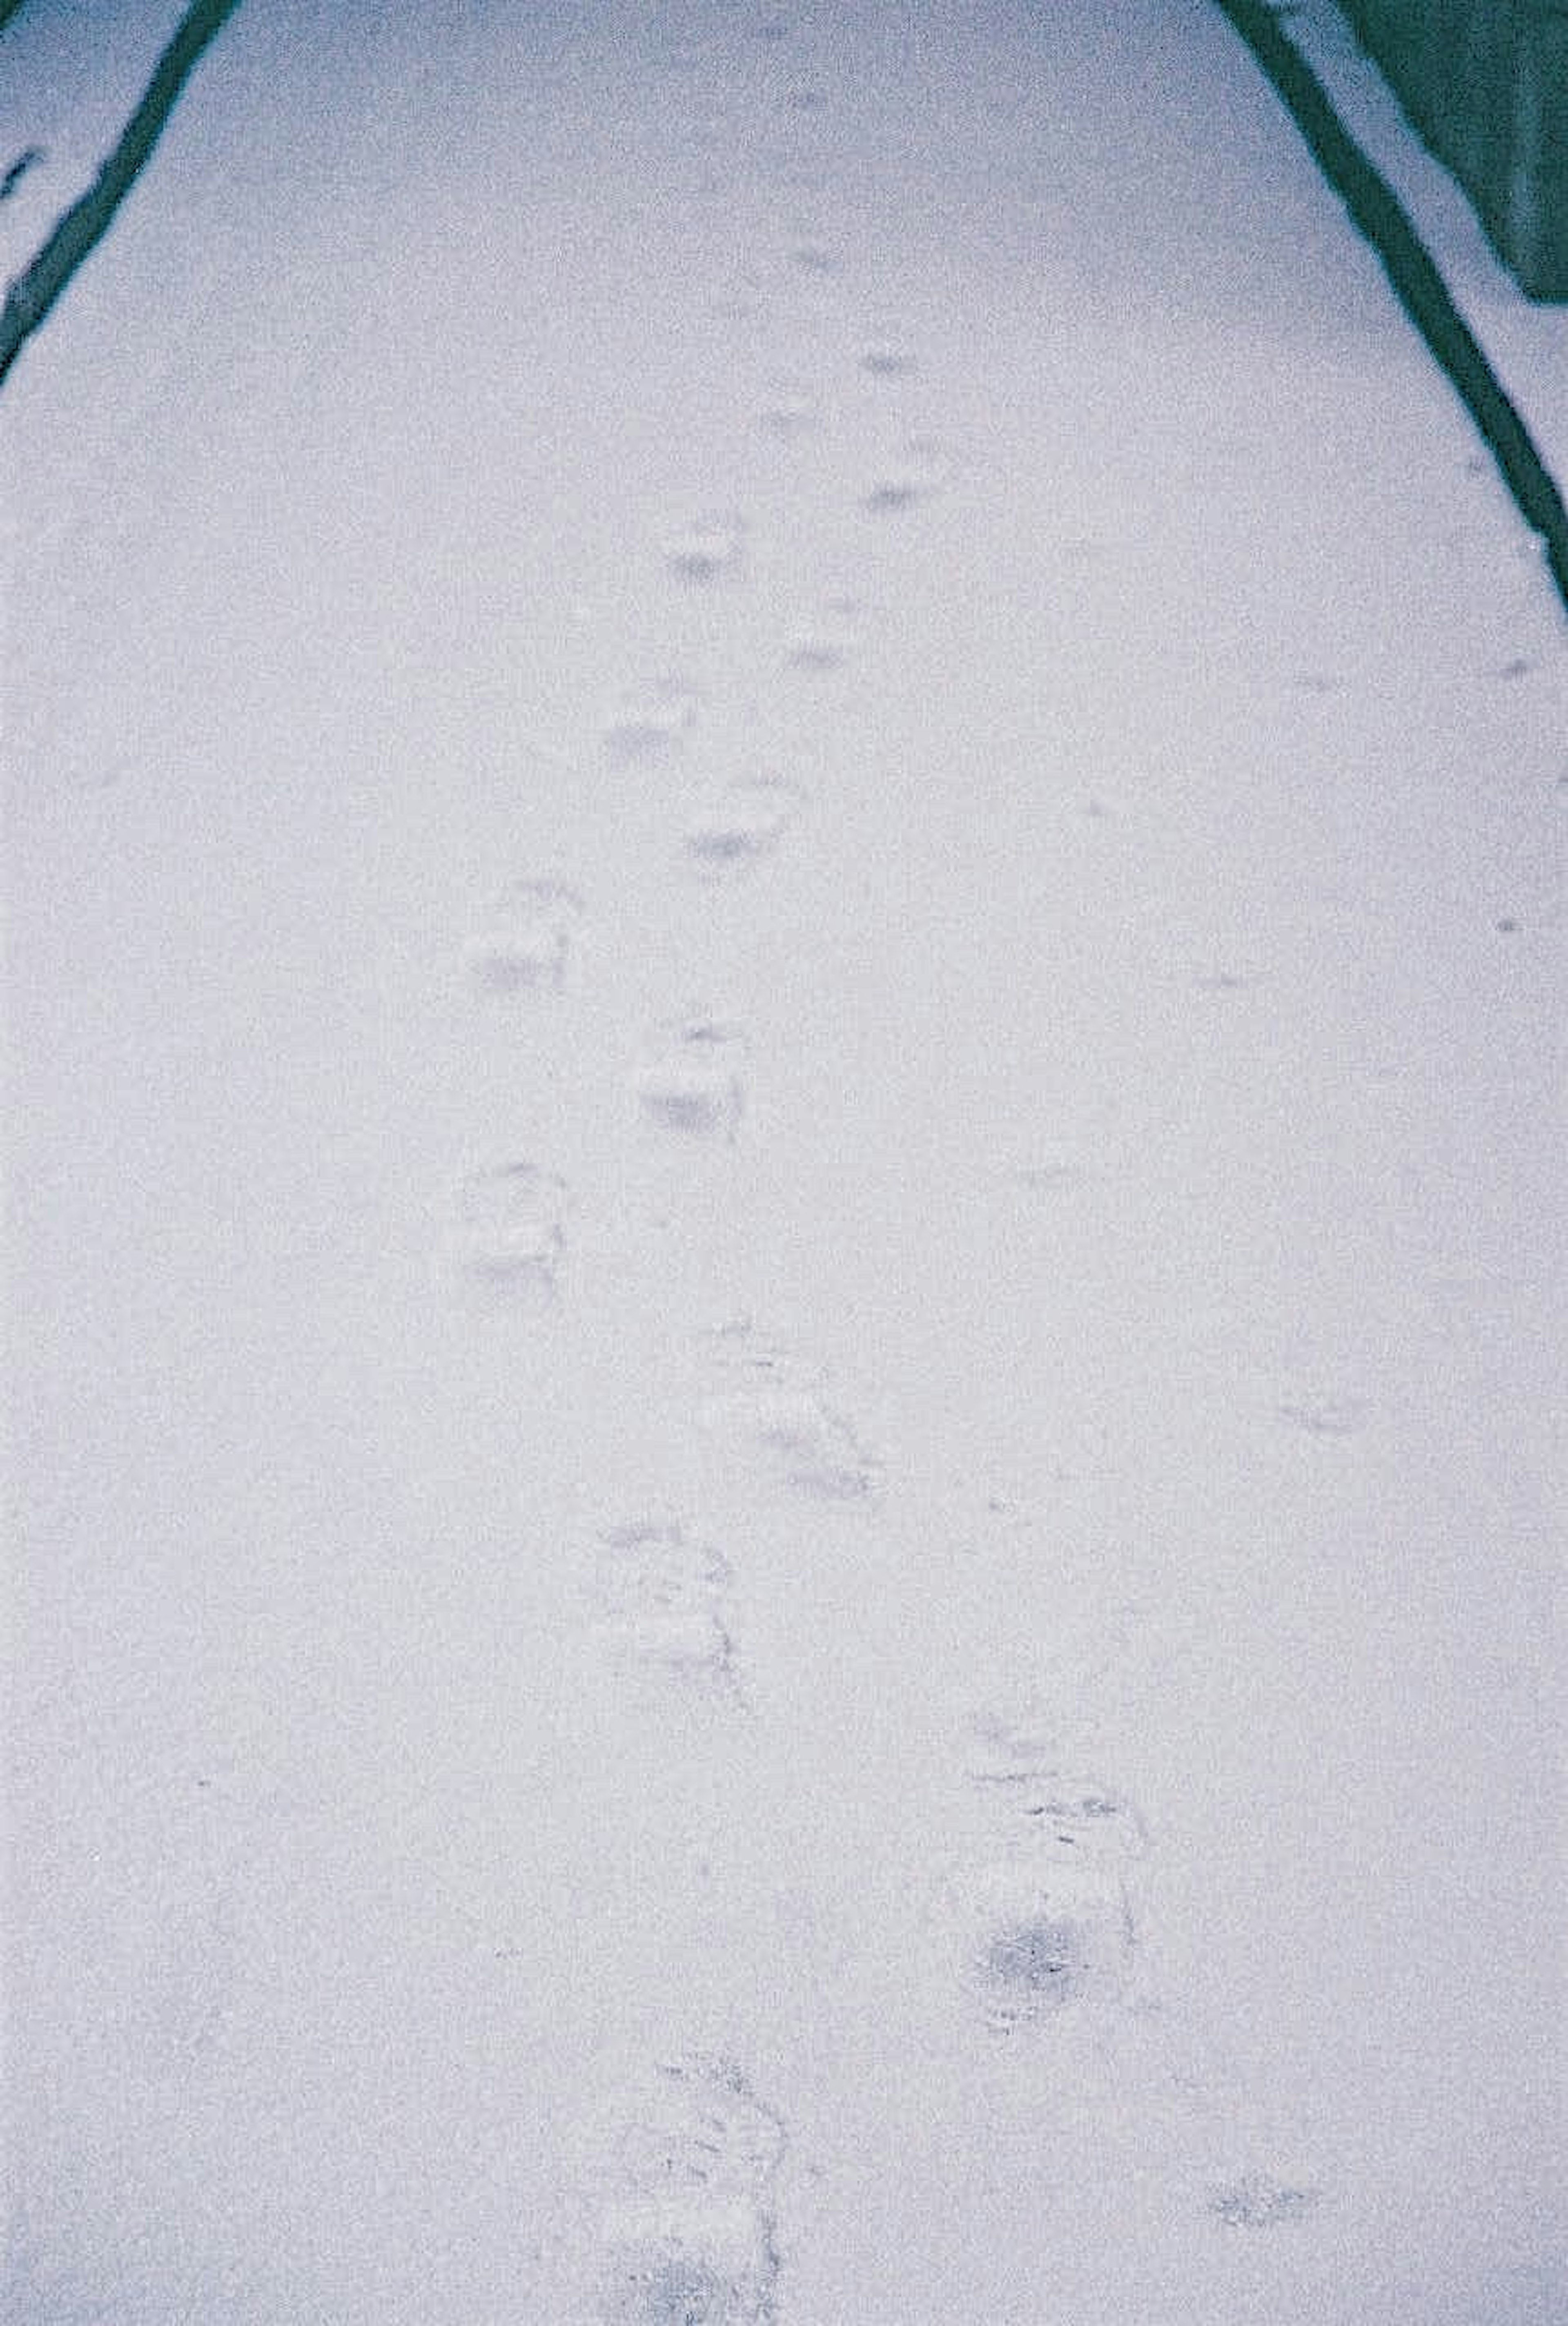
4,2,1564,2321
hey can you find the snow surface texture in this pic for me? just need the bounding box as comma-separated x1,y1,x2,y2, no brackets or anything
4,2,1565,2322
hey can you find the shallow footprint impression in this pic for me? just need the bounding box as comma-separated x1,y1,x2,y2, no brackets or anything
941,1729,1149,2035
755,378,820,439
860,435,952,515
682,774,804,873
594,2221,779,2326
446,1160,568,1307
465,877,585,992
783,593,863,675
662,512,747,586
604,678,702,763
695,1320,880,1503
583,2056,787,2326
1207,2172,1323,2230
590,1518,746,1705
633,1019,748,1142
858,341,918,378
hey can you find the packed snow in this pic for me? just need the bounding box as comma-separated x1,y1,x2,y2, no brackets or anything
4,2,1564,2322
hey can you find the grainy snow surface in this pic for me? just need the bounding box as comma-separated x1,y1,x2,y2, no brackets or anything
4,3,1565,2322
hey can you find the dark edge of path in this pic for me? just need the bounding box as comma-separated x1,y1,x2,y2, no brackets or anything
1214,0,1568,618
0,0,243,393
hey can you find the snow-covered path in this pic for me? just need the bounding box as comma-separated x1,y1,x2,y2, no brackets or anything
6,5,1564,2320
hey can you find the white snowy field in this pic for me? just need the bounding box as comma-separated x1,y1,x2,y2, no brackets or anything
3,2,1564,2321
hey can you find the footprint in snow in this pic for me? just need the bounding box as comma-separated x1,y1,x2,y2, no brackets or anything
604,677,701,764
1207,2172,1323,2229
633,1019,748,1142
861,436,951,515
447,1161,567,1307
858,342,917,378
1277,1393,1368,1437
590,1519,746,1705
682,773,803,873
755,379,820,439
939,1724,1148,2034
783,593,862,674
584,2055,786,2326
593,2219,780,2326
614,2054,787,2199
696,1319,880,1503
1015,1148,1089,1192
662,513,746,586
465,877,584,992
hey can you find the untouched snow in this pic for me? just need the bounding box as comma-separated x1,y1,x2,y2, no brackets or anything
4,3,1565,2321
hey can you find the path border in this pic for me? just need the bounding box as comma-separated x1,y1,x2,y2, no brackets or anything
1215,0,1568,616
0,0,242,392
